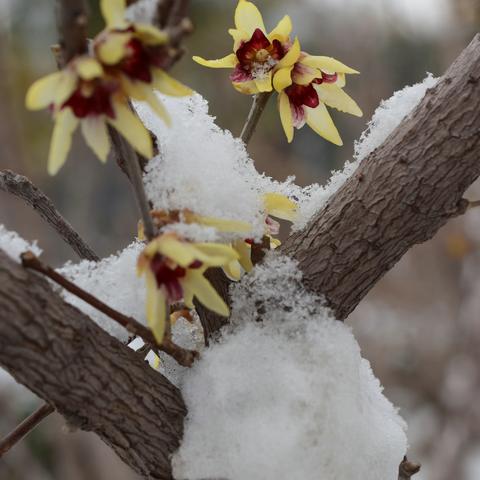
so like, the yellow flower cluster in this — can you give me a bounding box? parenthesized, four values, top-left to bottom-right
(137, 193, 297, 343)
(193, 0, 362, 145)
(26, 0, 191, 175)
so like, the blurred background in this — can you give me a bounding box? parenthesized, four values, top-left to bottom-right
(1, 0, 480, 478)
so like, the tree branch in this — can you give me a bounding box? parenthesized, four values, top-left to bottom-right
(0, 403, 54, 458)
(0, 170, 99, 261)
(282, 34, 480, 320)
(0, 250, 185, 479)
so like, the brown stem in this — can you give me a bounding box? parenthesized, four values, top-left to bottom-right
(398, 457, 421, 480)
(0, 403, 55, 458)
(110, 130, 156, 241)
(467, 199, 480, 209)
(0, 170, 99, 262)
(240, 92, 272, 145)
(21, 251, 197, 367)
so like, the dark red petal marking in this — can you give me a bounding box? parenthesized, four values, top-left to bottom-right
(150, 254, 187, 302)
(230, 64, 253, 82)
(291, 104, 306, 129)
(285, 83, 319, 109)
(314, 71, 338, 85)
(270, 39, 285, 61)
(62, 80, 118, 118)
(121, 38, 152, 83)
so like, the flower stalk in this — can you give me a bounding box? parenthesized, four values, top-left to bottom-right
(240, 91, 272, 145)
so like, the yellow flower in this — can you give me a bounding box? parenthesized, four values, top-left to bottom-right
(26, 56, 153, 175)
(95, 0, 192, 125)
(274, 53, 362, 144)
(137, 233, 239, 342)
(226, 193, 297, 280)
(193, 0, 301, 95)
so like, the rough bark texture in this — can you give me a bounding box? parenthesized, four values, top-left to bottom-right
(0, 170, 99, 261)
(282, 34, 480, 320)
(0, 251, 185, 479)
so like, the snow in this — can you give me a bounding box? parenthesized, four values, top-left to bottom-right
(173, 253, 408, 480)
(293, 74, 439, 229)
(0, 224, 42, 262)
(137, 74, 437, 237)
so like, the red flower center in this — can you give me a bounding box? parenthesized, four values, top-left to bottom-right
(62, 80, 118, 118)
(150, 254, 186, 302)
(285, 83, 319, 109)
(231, 29, 286, 82)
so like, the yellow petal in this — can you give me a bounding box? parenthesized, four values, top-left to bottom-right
(97, 32, 131, 65)
(100, 0, 128, 28)
(121, 76, 171, 126)
(193, 54, 238, 69)
(233, 239, 253, 273)
(273, 66, 293, 92)
(254, 70, 273, 93)
(229, 28, 250, 50)
(263, 193, 297, 221)
(151, 69, 193, 97)
(48, 108, 79, 175)
(305, 103, 343, 146)
(108, 100, 153, 158)
(223, 260, 242, 281)
(75, 57, 103, 81)
(276, 37, 301, 69)
(336, 73, 346, 88)
(156, 235, 198, 267)
(315, 84, 363, 117)
(80, 117, 111, 162)
(26, 71, 76, 110)
(278, 91, 294, 143)
(185, 213, 251, 233)
(134, 23, 168, 45)
(234, 0, 266, 36)
(270, 236, 281, 249)
(183, 271, 229, 317)
(145, 272, 167, 343)
(268, 15, 292, 43)
(233, 80, 259, 95)
(192, 243, 240, 266)
(301, 55, 359, 74)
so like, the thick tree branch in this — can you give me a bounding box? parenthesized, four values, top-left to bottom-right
(0, 250, 185, 480)
(0, 170, 99, 261)
(281, 34, 480, 319)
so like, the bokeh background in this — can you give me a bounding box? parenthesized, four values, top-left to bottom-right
(1, 0, 480, 478)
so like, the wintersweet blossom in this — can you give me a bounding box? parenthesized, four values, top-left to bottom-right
(26, 56, 152, 175)
(274, 54, 362, 144)
(193, 0, 301, 95)
(225, 193, 297, 280)
(137, 234, 239, 342)
(95, 0, 192, 124)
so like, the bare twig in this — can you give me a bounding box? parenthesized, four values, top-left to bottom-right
(0, 403, 54, 458)
(240, 92, 273, 145)
(55, 0, 89, 66)
(110, 130, 156, 241)
(398, 457, 421, 480)
(467, 199, 480, 209)
(0, 170, 99, 261)
(21, 251, 198, 367)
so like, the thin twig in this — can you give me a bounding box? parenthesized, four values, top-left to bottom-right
(398, 457, 421, 480)
(0, 170, 99, 261)
(21, 251, 198, 367)
(110, 130, 156, 241)
(467, 199, 480, 209)
(0, 403, 54, 458)
(240, 92, 272, 145)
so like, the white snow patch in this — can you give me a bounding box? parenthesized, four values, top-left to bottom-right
(0, 224, 42, 262)
(59, 241, 145, 342)
(294, 74, 439, 229)
(173, 253, 408, 480)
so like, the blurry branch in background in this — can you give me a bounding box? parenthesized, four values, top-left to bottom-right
(240, 92, 273, 145)
(0, 170, 99, 261)
(0, 403, 54, 459)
